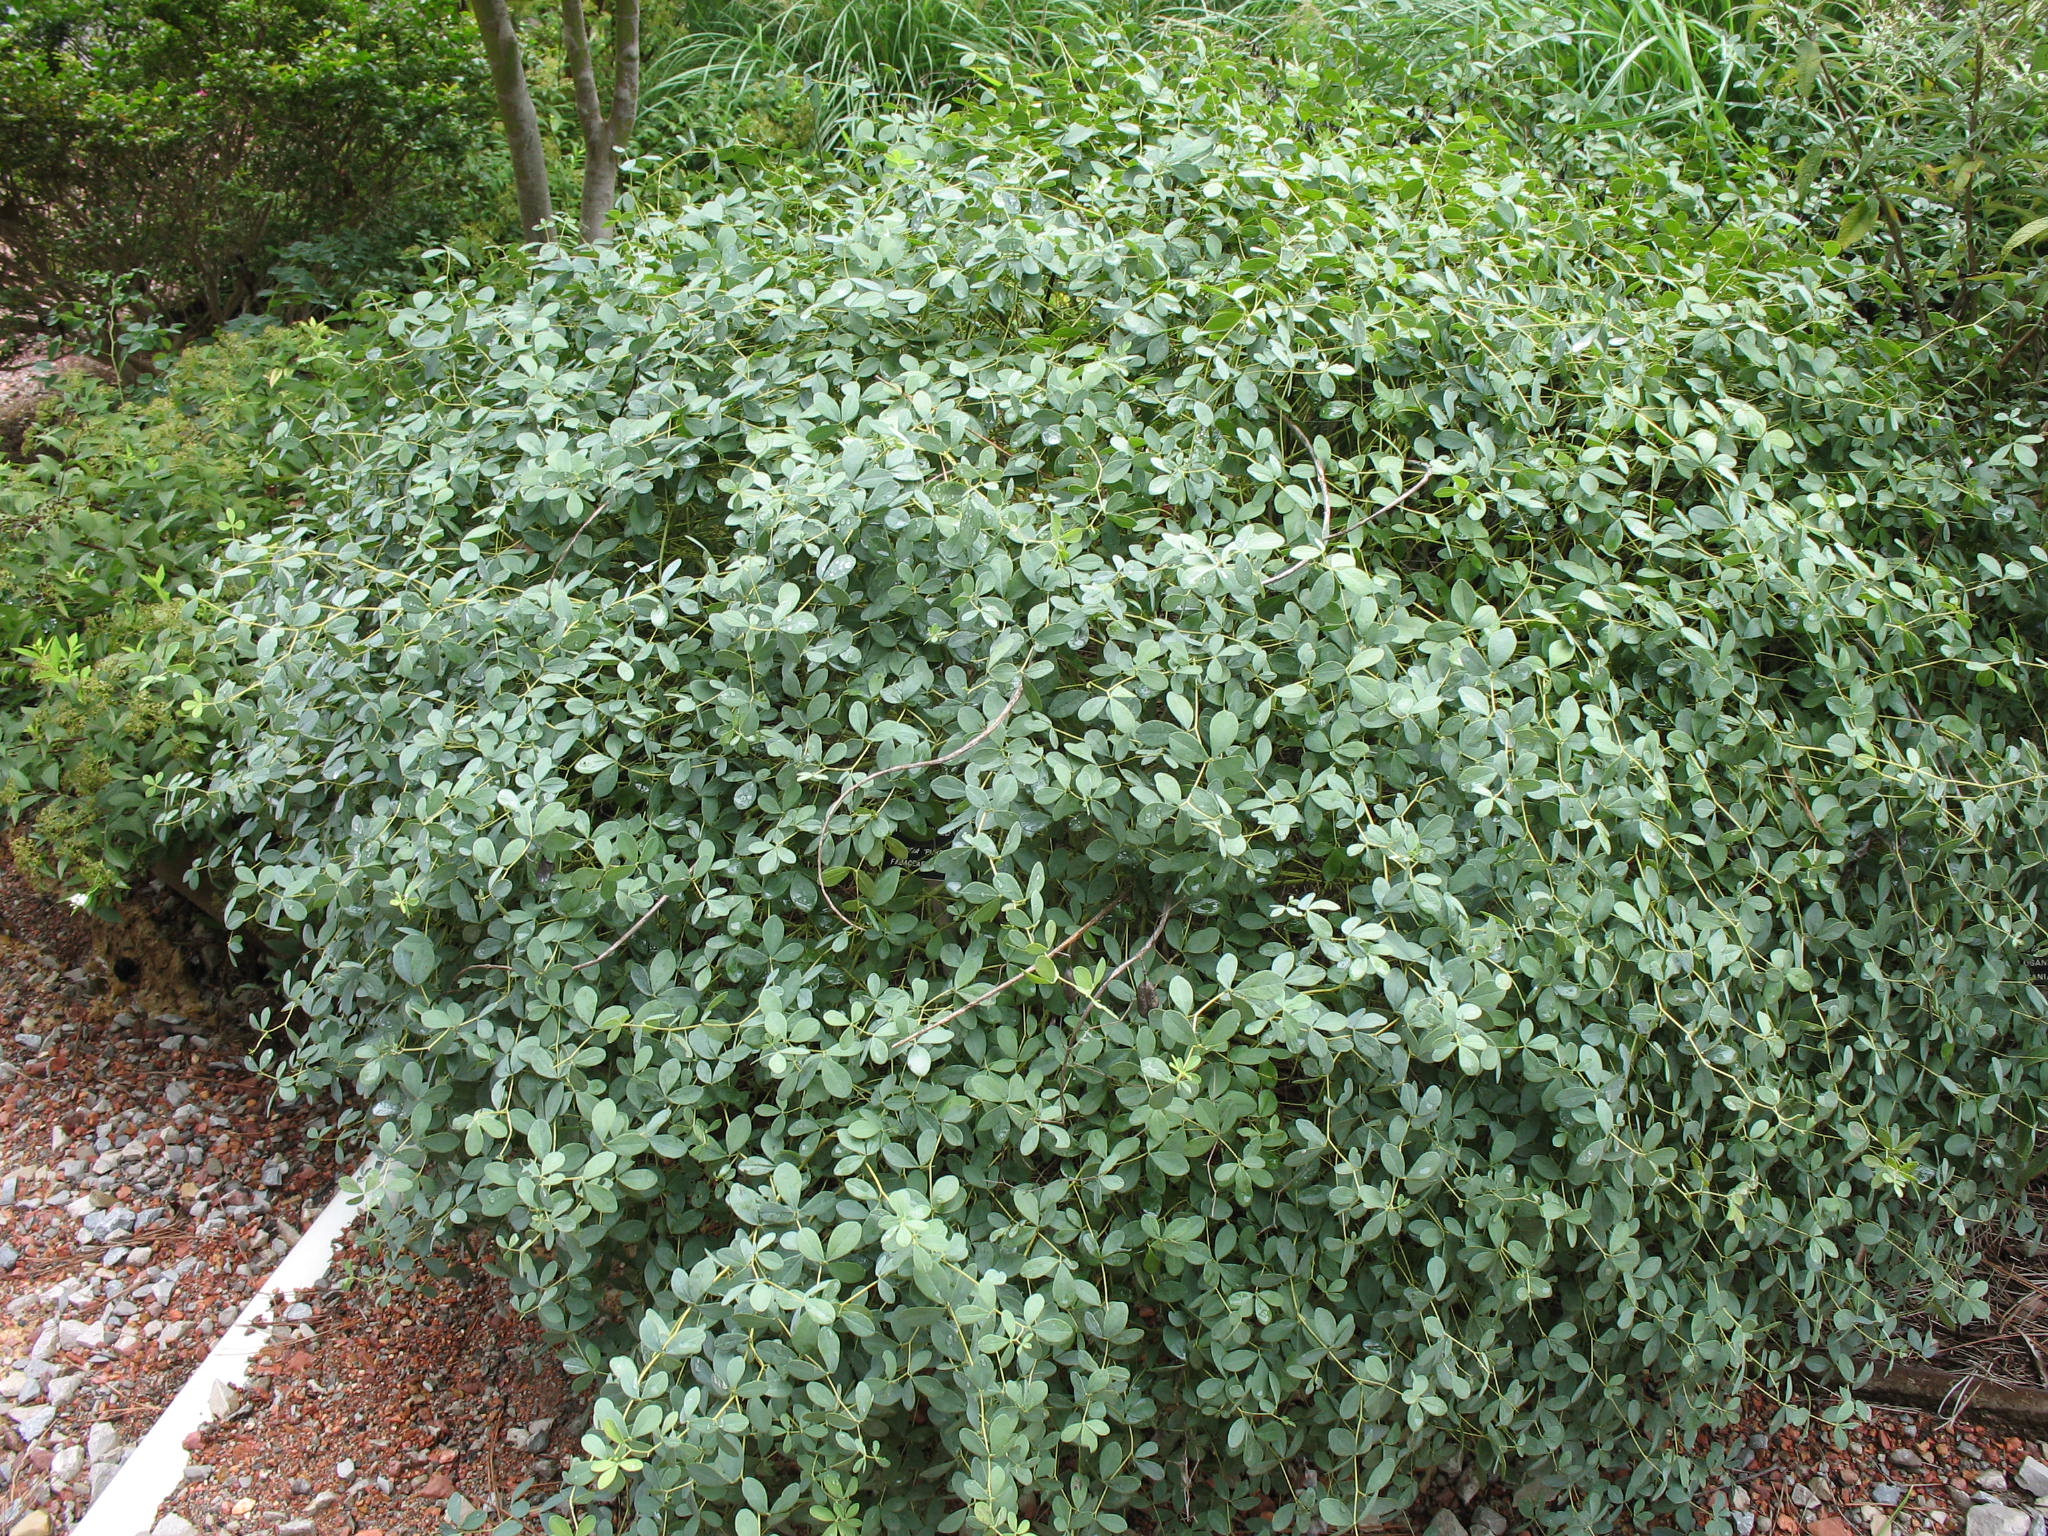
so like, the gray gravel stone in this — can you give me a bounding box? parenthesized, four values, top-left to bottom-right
(87, 1450, 125, 1498)
(53, 1320, 102, 1352)
(84, 1421, 120, 1464)
(151, 1518, 199, 1536)
(2020, 1457, 2048, 1499)
(1421, 1514, 1468, 1536)
(1970, 1507, 2033, 1536)
(48, 1444, 80, 1487)
(1874, 1483, 1905, 1506)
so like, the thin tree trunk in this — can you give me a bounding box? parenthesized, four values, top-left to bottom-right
(560, 0, 639, 244)
(468, 0, 554, 241)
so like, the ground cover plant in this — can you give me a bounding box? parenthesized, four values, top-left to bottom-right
(181, 31, 2048, 1534)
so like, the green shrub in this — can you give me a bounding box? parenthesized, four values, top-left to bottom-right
(194, 43, 2048, 1534)
(1753, 0, 2048, 394)
(0, 0, 493, 327)
(0, 323, 375, 898)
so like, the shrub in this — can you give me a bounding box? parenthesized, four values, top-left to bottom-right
(194, 43, 2048, 1534)
(0, 323, 375, 898)
(0, 0, 493, 327)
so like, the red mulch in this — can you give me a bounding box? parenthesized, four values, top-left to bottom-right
(160, 1234, 582, 1535)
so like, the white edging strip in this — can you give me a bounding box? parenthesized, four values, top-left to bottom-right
(75, 1164, 374, 1536)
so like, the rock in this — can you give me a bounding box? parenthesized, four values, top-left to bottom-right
(2019, 1458, 2048, 1499)
(84, 1421, 120, 1464)
(53, 1320, 103, 1352)
(1731, 1514, 1755, 1536)
(421, 1470, 457, 1500)
(1805, 1518, 1855, 1536)
(335, 1458, 355, 1480)
(5, 1407, 53, 1442)
(1969, 1507, 2033, 1536)
(40, 1377, 77, 1411)
(1874, 1483, 1905, 1506)
(1982, 1472, 2014, 1494)
(507, 1416, 556, 1452)
(152, 1518, 199, 1536)
(206, 1381, 240, 1418)
(1421, 1514, 1467, 1536)
(278, 1522, 315, 1536)
(164, 1082, 191, 1109)
(7, 1513, 51, 1536)
(46, 1445, 79, 1487)
(1469, 1510, 1506, 1536)
(88, 1450, 124, 1498)
(307, 1491, 341, 1515)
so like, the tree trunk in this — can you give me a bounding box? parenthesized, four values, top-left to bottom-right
(560, 0, 640, 244)
(468, 0, 554, 241)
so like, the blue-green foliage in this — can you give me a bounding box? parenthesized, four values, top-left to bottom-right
(191, 43, 2048, 1534)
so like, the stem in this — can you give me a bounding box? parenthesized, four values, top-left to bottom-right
(898, 900, 1120, 1050)
(815, 663, 1033, 930)
(560, 0, 640, 243)
(569, 892, 670, 973)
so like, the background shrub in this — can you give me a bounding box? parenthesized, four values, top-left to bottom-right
(190, 41, 2048, 1534)
(0, 0, 494, 329)
(0, 323, 377, 898)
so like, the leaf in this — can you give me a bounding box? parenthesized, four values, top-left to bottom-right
(1835, 198, 1881, 249)
(1792, 36, 1823, 96)
(2000, 215, 2048, 258)
(392, 931, 438, 987)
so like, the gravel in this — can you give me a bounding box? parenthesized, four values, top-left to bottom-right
(0, 847, 333, 1532)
